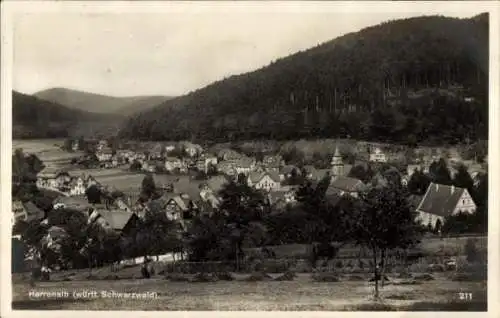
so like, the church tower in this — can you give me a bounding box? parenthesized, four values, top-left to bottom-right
(330, 146, 344, 178)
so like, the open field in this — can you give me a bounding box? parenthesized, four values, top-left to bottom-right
(13, 139, 65, 153)
(12, 273, 486, 310)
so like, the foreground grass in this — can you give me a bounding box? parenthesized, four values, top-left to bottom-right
(12, 274, 486, 311)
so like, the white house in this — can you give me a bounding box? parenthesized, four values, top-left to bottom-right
(369, 147, 387, 163)
(69, 177, 86, 196)
(247, 171, 281, 192)
(415, 182, 476, 228)
(165, 157, 186, 172)
(96, 148, 113, 162)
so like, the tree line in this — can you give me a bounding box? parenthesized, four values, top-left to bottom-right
(119, 14, 488, 146)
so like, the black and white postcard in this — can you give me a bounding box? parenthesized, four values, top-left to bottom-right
(1, 1, 498, 316)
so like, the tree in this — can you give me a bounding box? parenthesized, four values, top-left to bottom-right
(452, 164, 474, 193)
(407, 169, 431, 195)
(429, 158, 452, 185)
(130, 160, 142, 171)
(138, 204, 184, 260)
(442, 211, 475, 235)
(85, 185, 102, 204)
(63, 139, 74, 152)
(217, 181, 267, 264)
(141, 174, 157, 200)
(352, 183, 422, 299)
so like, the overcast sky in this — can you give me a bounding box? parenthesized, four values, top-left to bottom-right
(11, 3, 486, 97)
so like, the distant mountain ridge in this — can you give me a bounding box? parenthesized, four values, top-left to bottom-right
(34, 87, 174, 116)
(118, 13, 489, 146)
(13, 90, 124, 139)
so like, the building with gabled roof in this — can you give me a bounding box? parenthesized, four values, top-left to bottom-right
(247, 171, 281, 192)
(327, 176, 365, 198)
(88, 208, 139, 235)
(12, 201, 45, 223)
(415, 182, 476, 228)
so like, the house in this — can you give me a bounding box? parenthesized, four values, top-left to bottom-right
(96, 148, 113, 162)
(141, 160, 157, 173)
(182, 142, 203, 157)
(151, 193, 198, 223)
(196, 155, 218, 173)
(279, 165, 300, 181)
(114, 197, 133, 213)
(149, 143, 165, 159)
(97, 140, 108, 151)
(69, 176, 86, 196)
(233, 157, 256, 175)
(217, 148, 242, 161)
(55, 171, 72, 190)
(302, 165, 317, 180)
(165, 157, 186, 173)
(327, 176, 365, 198)
(36, 167, 59, 189)
(88, 208, 140, 235)
(164, 143, 177, 154)
(369, 147, 388, 163)
(268, 185, 298, 208)
(12, 201, 45, 223)
(262, 154, 284, 167)
(415, 183, 476, 228)
(71, 140, 80, 152)
(216, 161, 237, 176)
(198, 175, 229, 208)
(247, 171, 281, 192)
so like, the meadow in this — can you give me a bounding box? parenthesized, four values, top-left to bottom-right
(12, 274, 486, 311)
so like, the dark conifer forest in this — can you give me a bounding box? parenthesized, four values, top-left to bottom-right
(119, 14, 489, 146)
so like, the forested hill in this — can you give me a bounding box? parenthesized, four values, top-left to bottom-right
(119, 14, 489, 145)
(35, 88, 174, 116)
(13, 91, 124, 139)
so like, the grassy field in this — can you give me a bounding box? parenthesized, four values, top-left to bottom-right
(12, 273, 486, 311)
(13, 139, 65, 153)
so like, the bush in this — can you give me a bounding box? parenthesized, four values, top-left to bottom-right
(335, 260, 344, 269)
(274, 271, 296, 281)
(164, 273, 190, 282)
(413, 273, 435, 281)
(244, 271, 273, 282)
(464, 238, 479, 263)
(344, 274, 365, 281)
(215, 271, 234, 281)
(311, 272, 340, 282)
(190, 272, 217, 283)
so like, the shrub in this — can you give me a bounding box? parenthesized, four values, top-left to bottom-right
(311, 272, 340, 282)
(273, 271, 296, 281)
(190, 272, 217, 283)
(335, 260, 344, 269)
(413, 273, 435, 281)
(464, 238, 479, 263)
(244, 272, 273, 282)
(215, 271, 234, 281)
(164, 273, 190, 282)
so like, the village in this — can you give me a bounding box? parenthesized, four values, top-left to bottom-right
(12, 136, 487, 255)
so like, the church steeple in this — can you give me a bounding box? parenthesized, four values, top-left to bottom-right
(331, 146, 344, 178)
